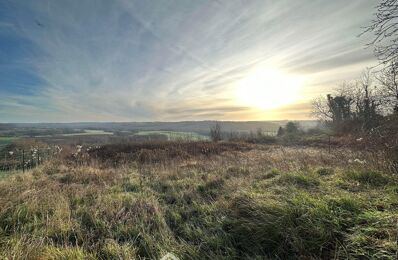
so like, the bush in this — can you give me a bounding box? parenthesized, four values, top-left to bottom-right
(248, 135, 277, 144)
(279, 133, 302, 145)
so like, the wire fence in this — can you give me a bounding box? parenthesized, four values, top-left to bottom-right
(0, 147, 60, 172)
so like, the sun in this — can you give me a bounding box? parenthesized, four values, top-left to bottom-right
(236, 66, 304, 110)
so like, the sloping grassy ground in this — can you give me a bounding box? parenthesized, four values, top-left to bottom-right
(0, 145, 396, 259)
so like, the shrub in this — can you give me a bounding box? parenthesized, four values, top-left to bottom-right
(247, 135, 277, 144)
(285, 122, 300, 134)
(279, 133, 302, 145)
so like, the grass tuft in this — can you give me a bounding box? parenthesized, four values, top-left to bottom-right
(343, 170, 389, 186)
(277, 171, 320, 188)
(315, 166, 334, 176)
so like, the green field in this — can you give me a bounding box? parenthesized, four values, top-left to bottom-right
(60, 129, 114, 136)
(0, 137, 18, 150)
(135, 130, 209, 141)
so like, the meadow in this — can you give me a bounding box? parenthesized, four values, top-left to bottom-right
(0, 141, 396, 259)
(0, 137, 18, 150)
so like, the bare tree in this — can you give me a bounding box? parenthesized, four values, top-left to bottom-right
(334, 81, 357, 97)
(357, 68, 382, 129)
(210, 121, 222, 142)
(362, 0, 398, 67)
(311, 97, 333, 121)
(311, 81, 354, 121)
(312, 69, 384, 131)
(312, 92, 354, 133)
(376, 59, 398, 112)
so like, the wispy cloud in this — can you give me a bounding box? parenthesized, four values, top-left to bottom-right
(0, 0, 376, 122)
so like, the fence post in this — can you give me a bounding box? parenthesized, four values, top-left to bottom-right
(22, 150, 25, 173)
(37, 150, 40, 166)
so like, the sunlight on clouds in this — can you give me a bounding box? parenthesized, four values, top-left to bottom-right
(0, 0, 377, 122)
(235, 66, 305, 110)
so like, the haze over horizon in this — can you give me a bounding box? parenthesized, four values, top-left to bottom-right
(0, 0, 376, 123)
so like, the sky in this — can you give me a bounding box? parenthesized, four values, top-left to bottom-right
(0, 0, 377, 122)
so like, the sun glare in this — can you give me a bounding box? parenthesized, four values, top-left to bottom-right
(236, 67, 304, 110)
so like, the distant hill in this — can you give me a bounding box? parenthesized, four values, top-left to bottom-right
(0, 120, 318, 136)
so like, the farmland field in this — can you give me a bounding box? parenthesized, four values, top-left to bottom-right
(58, 129, 114, 136)
(134, 130, 209, 141)
(0, 137, 18, 150)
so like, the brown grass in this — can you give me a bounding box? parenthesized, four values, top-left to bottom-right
(0, 143, 396, 259)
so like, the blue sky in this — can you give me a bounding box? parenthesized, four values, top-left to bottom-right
(0, 0, 376, 122)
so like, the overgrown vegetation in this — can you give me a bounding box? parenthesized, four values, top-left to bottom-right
(0, 143, 396, 259)
(306, 0, 398, 172)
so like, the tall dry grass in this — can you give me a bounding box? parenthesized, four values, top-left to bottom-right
(0, 143, 396, 259)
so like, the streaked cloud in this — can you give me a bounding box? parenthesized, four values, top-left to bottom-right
(0, 0, 376, 122)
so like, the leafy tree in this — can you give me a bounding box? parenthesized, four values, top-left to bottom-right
(327, 94, 353, 123)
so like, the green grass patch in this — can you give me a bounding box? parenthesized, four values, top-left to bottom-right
(0, 137, 18, 150)
(224, 194, 345, 258)
(60, 129, 114, 136)
(277, 171, 320, 188)
(342, 170, 390, 186)
(315, 166, 334, 176)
